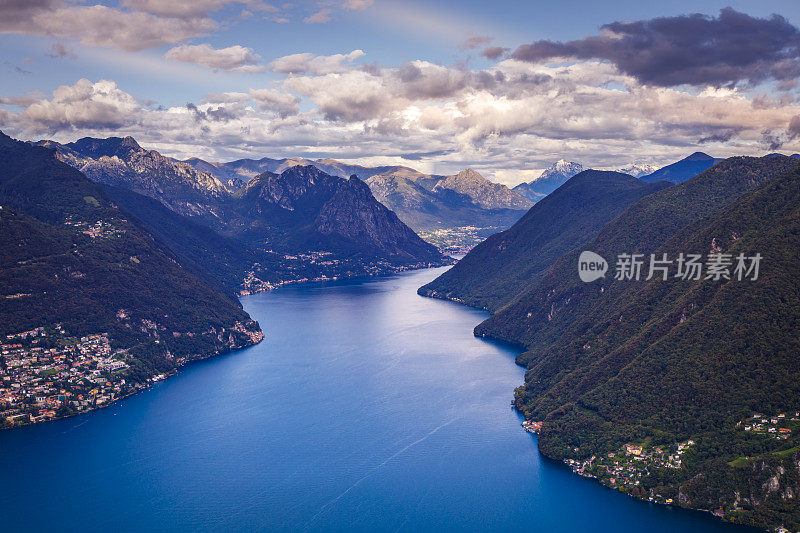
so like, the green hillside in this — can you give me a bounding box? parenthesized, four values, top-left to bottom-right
(418, 171, 669, 311)
(463, 155, 800, 530)
(101, 184, 290, 296)
(0, 132, 261, 378)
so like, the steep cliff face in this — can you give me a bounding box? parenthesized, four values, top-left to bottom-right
(40, 137, 230, 224)
(239, 165, 338, 215)
(675, 451, 800, 528)
(237, 166, 446, 264)
(314, 176, 442, 262)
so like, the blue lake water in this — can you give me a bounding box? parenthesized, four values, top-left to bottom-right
(0, 267, 756, 532)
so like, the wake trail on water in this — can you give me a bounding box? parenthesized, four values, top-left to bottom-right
(302, 416, 462, 530)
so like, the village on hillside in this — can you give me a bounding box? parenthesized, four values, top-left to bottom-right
(0, 325, 139, 428)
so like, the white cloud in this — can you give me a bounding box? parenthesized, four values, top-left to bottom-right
(269, 50, 365, 75)
(165, 44, 264, 72)
(304, 9, 332, 24)
(3, 57, 800, 182)
(248, 88, 300, 117)
(342, 0, 373, 9)
(0, 4, 216, 51)
(121, 0, 277, 18)
(19, 79, 142, 133)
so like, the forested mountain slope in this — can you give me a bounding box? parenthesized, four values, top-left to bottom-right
(0, 132, 262, 376)
(419, 171, 669, 311)
(462, 155, 800, 530)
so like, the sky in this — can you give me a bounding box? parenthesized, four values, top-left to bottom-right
(1, 0, 800, 185)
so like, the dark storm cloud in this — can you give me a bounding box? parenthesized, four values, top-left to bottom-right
(511, 8, 800, 87)
(0, 0, 59, 25)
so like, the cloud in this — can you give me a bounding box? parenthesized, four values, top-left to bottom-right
(202, 92, 254, 104)
(269, 50, 365, 75)
(788, 116, 800, 140)
(165, 44, 264, 72)
(5, 62, 32, 75)
(186, 102, 238, 122)
(0, 93, 47, 108)
(18, 79, 142, 133)
(481, 46, 509, 60)
(0, 3, 217, 51)
(511, 8, 800, 88)
(46, 43, 76, 59)
(248, 88, 300, 117)
(121, 0, 277, 18)
(459, 35, 493, 50)
(304, 9, 332, 24)
(342, 0, 373, 9)
(4, 53, 800, 182)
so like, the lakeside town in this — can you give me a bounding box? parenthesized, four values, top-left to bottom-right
(523, 413, 800, 529)
(1, 325, 137, 428)
(0, 322, 263, 429)
(240, 250, 453, 296)
(523, 419, 695, 501)
(418, 226, 502, 255)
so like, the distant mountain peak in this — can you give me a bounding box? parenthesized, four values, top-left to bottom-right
(454, 168, 484, 182)
(640, 152, 722, 184)
(433, 169, 532, 210)
(513, 160, 584, 200)
(68, 135, 143, 157)
(538, 160, 583, 181)
(616, 163, 659, 178)
(119, 136, 141, 149)
(684, 151, 714, 161)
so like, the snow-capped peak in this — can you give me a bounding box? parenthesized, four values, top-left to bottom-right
(616, 163, 659, 178)
(538, 160, 583, 181)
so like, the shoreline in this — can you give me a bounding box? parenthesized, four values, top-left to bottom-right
(1, 329, 264, 432)
(239, 259, 454, 298)
(3, 262, 445, 433)
(526, 430, 759, 532)
(417, 288, 763, 532)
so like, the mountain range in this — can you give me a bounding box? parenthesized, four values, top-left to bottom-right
(0, 131, 262, 381)
(184, 154, 533, 250)
(36, 136, 449, 294)
(0, 130, 458, 432)
(512, 160, 584, 201)
(420, 153, 800, 531)
(5, 126, 800, 528)
(639, 152, 723, 184)
(513, 160, 658, 203)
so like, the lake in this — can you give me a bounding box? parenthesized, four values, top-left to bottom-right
(0, 267, 755, 532)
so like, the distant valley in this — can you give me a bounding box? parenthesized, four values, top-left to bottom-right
(184, 154, 534, 253)
(0, 131, 450, 430)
